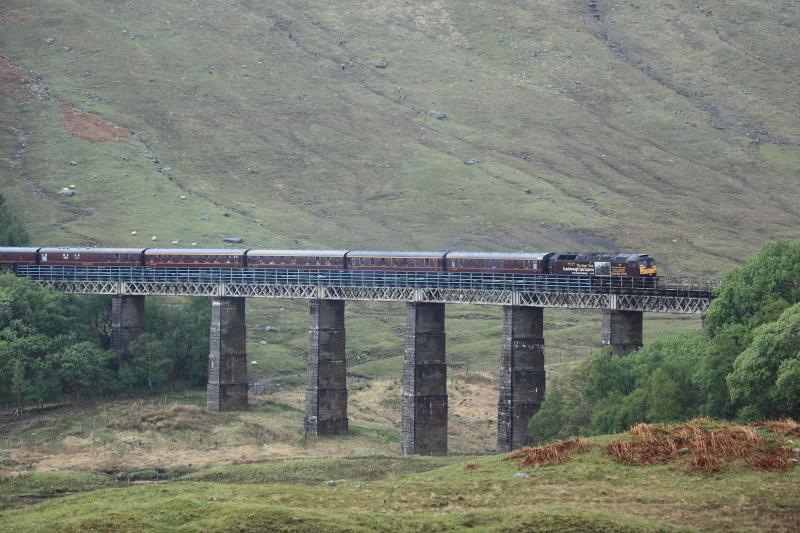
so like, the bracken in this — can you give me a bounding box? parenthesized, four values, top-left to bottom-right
(606, 419, 798, 473)
(505, 437, 589, 467)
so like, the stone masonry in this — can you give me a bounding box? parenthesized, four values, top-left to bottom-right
(602, 310, 643, 356)
(497, 306, 545, 452)
(305, 299, 348, 435)
(110, 295, 145, 358)
(207, 297, 248, 411)
(401, 302, 447, 455)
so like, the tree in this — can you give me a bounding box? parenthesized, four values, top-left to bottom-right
(704, 240, 800, 336)
(11, 358, 28, 412)
(727, 303, 800, 420)
(50, 341, 115, 398)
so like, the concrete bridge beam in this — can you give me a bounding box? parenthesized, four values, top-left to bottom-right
(497, 306, 545, 452)
(401, 302, 447, 456)
(602, 310, 643, 356)
(110, 295, 145, 358)
(305, 299, 348, 435)
(207, 297, 248, 411)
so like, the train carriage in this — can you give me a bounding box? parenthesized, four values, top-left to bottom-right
(38, 247, 144, 267)
(143, 249, 246, 268)
(246, 250, 347, 269)
(346, 251, 446, 271)
(445, 252, 549, 274)
(0, 247, 40, 270)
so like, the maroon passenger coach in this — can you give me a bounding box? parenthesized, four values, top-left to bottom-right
(246, 250, 347, 269)
(38, 247, 143, 267)
(143, 249, 246, 268)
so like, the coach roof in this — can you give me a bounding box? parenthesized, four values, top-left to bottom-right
(39, 247, 145, 255)
(143, 248, 246, 255)
(0, 247, 41, 253)
(247, 250, 347, 257)
(347, 251, 446, 258)
(445, 251, 548, 260)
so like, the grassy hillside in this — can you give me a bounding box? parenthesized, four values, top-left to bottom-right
(1, 0, 798, 276)
(1, 431, 798, 531)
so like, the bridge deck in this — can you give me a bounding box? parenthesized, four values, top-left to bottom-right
(14, 266, 713, 313)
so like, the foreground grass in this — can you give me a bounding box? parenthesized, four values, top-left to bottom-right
(0, 435, 798, 531)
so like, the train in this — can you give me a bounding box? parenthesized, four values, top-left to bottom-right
(0, 247, 657, 279)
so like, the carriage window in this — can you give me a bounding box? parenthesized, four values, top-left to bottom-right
(594, 262, 611, 275)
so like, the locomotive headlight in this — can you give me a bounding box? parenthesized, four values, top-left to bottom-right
(639, 265, 657, 275)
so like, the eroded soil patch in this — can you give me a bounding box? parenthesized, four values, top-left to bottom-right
(61, 103, 127, 142)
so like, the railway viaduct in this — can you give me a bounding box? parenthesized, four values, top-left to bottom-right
(15, 266, 713, 454)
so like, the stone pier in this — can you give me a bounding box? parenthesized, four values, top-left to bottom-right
(110, 295, 145, 358)
(207, 297, 248, 411)
(305, 299, 348, 435)
(602, 310, 643, 356)
(497, 306, 545, 452)
(401, 302, 447, 455)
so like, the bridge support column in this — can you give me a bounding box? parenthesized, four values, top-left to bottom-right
(207, 297, 248, 411)
(110, 295, 144, 358)
(401, 302, 447, 456)
(497, 306, 545, 452)
(602, 310, 643, 356)
(305, 300, 348, 435)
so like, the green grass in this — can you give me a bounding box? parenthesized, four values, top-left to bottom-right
(0, 470, 115, 510)
(1, 436, 797, 531)
(182, 455, 463, 485)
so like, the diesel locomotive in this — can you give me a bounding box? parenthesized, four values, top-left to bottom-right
(0, 247, 657, 281)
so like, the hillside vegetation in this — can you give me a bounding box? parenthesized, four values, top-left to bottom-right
(0, 426, 798, 532)
(0, 0, 798, 276)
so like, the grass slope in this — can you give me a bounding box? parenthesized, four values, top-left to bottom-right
(1, 435, 798, 531)
(0, 0, 798, 275)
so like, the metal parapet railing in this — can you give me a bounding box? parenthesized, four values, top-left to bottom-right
(15, 266, 715, 314)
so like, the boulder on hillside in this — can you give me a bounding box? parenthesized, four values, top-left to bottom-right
(58, 187, 75, 197)
(223, 237, 244, 243)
